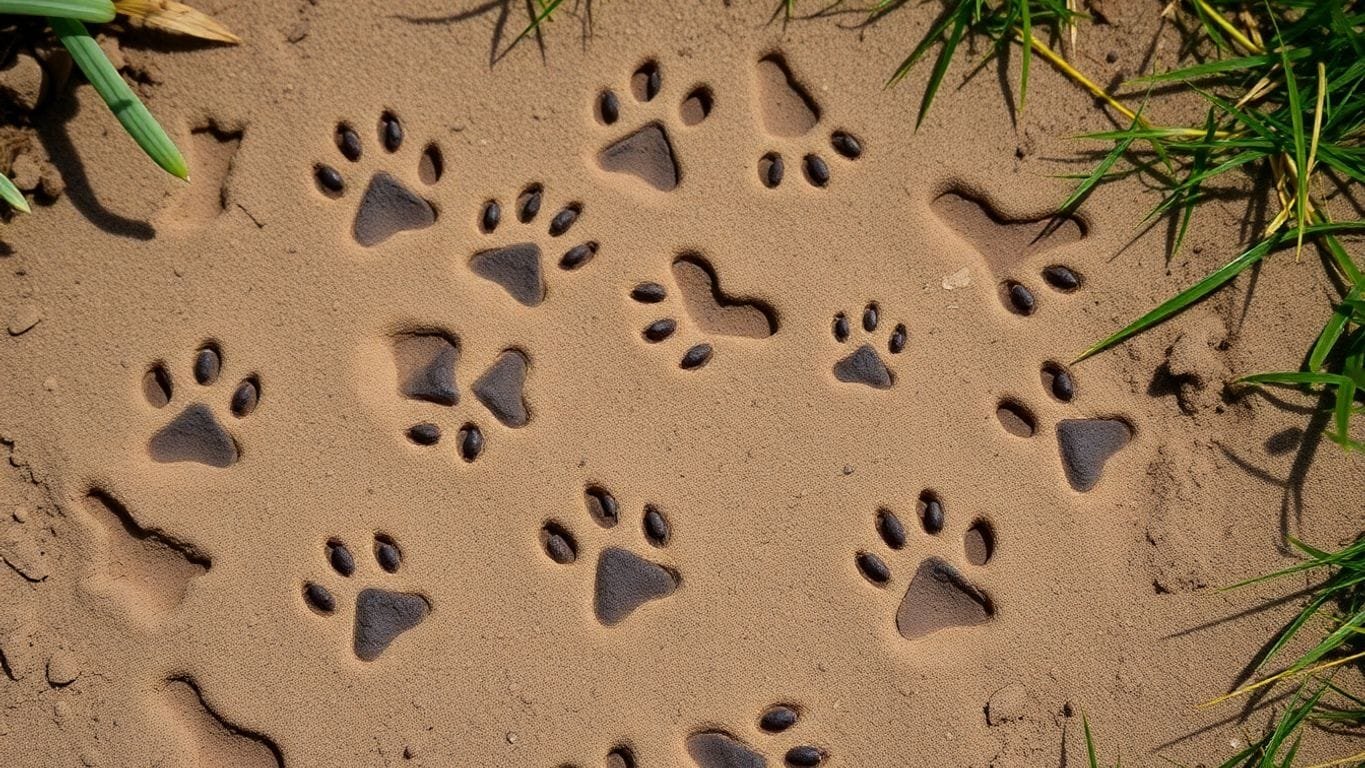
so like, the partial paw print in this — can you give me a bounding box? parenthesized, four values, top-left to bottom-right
(830, 303, 906, 390)
(687, 703, 827, 767)
(468, 184, 598, 307)
(630, 252, 777, 371)
(753, 52, 863, 190)
(391, 330, 530, 464)
(594, 59, 713, 192)
(854, 496, 998, 641)
(301, 533, 431, 662)
(313, 112, 444, 247)
(539, 484, 679, 627)
(995, 362, 1133, 492)
(930, 189, 1086, 316)
(141, 343, 261, 468)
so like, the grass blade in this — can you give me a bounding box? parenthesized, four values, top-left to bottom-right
(915, 6, 970, 129)
(0, 0, 113, 22)
(113, 0, 241, 44)
(50, 16, 188, 180)
(0, 172, 30, 214)
(1018, 0, 1031, 111)
(509, 0, 563, 49)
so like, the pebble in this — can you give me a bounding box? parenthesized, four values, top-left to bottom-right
(599, 91, 620, 124)
(680, 343, 712, 369)
(8, 305, 40, 336)
(1042, 264, 1081, 291)
(832, 313, 849, 341)
(548, 206, 579, 236)
(877, 508, 906, 549)
(763, 154, 784, 188)
(642, 505, 670, 545)
(459, 424, 483, 462)
(804, 154, 830, 187)
(560, 242, 597, 270)
(759, 704, 799, 732)
(631, 283, 667, 303)
(374, 537, 401, 572)
(856, 552, 890, 584)
(381, 113, 403, 152)
(920, 495, 944, 534)
(643, 319, 676, 342)
(831, 131, 863, 159)
(304, 583, 335, 613)
(406, 423, 441, 446)
(337, 125, 362, 161)
(481, 201, 501, 232)
(327, 540, 355, 576)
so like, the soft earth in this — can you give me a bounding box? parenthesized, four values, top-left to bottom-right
(0, 1, 1362, 766)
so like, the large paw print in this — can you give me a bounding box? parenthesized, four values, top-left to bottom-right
(468, 184, 598, 307)
(392, 330, 530, 464)
(142, 344, 260, 468)
(539, 484, 679, 627)
(630, 252, 778, 371)
(313, 112, 444, 247)
(595, 59, 713, 192)
(995, 361, 1133, 492)
(302, 533, 431, 662)
(753, 52, 864, 190)
(854, 497, 997, 641)
(830, 303, 906, 390)
(687, 703, 827, 767)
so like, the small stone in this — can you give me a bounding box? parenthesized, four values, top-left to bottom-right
(986, 682, 1030, 725)
(759, 704, 799, 732)
(12, 506, 27, 523)
(46, 650, 79, 687)
(942, 267, 972, 290)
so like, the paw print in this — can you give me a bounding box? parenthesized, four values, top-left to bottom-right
(302, 533, 431, 662)
(630, 252, 778, 371)
(539, 484, 679, 627)
(854, 497, 997, 641)
(390, 330, 531, 464)
(594, 59, 713, 192)
(999, 263, 1084, 317)
(142, 343, 260, 468)
(686, 703, 827, 767)
(995, 362, 1133, 492)
(468, 184, 598, 307)
(830, 303, 906, 390)
(313, 112, 444, 247)
(753, 52, 864, 190)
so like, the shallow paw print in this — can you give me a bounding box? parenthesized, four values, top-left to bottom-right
(539, 484, 680, 627)
(468, 184, 597, 307)
(854, 497, 998, 641)
(141, 344, 261, 468)
(830, 303, 906, 390)
(630, 252, 778, 371)
(753, 52, 863, 190)
(594, 59, 713, 192)
(313, 112, 444, 247)
(302, 533, 431, 662)
(391, 330, 531, 464)
(686, 704, 828, 767)
(995, 362, 1133, 492)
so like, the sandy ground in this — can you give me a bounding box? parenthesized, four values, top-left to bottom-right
(0, 1, 1362, 766)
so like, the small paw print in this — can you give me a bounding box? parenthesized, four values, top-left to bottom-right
(831, 303, 906, 390)
(142, 344, 260, 468)
(595, 59, 713, 192)
(854, 497, 997, 641)
(686, 703, 827, 767)
(469, 184, 598, 307)
(302, 533, 431, 662)
(539, 484, 679, 627)
(753, 52, 864, 190)
(313, 112, 444, 247)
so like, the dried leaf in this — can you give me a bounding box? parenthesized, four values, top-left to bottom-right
(113, 0, 241, 44)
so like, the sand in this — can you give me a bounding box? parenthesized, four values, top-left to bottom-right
(0, 1, 1362, 765)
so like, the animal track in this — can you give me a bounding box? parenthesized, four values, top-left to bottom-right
(142, 343, 260, 467)
(995, 364, 1133, 492)
(81, 490, 210, 622)
(830, 303, 906, 390)
(753, 53, 863, 190)
(595, 59, 713, 192)
(313, 112, 444, 247)
(301, 533, 431, 662)
(391, 330, 530, 463)
(687, 703, 827, 767)
(854, 498, 997, 641)
(930, 190, 1086, 315)
(630, 252, 777, 371)
(540, 484, 680, 627)
(469, 184, 597, 306)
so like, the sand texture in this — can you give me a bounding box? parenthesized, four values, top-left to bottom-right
(0, 1, 1363, 766)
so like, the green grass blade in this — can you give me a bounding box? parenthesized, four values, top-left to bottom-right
(915, 7, 970, 129)
(1018, 0, 1031, 111)
(0, 0, 112, 22)
(0, 172, 30, 214)
(1061, 114, 1143, 214)
(1083, 716, 1099, 768)
(509, 0, 563, 47)
(1309, 286, 1359, 371)
(1280, 40, 1308, 252)
(50, 17, 187, 180)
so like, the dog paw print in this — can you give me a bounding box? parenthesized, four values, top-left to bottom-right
(469, 184, 597, 306)
(594, 59, 713, 192)
(687, 704, 827, 767)
(539, 484, 680, 627)
(995, 362, 1133, 492)
(391, 330, 530, 464)
(753, 52, 863, 190)
(302, 533, 431, 662)
(854, 497, 997, 641)
(630, 252, 777, 371)
(830, 303, 906, 390)
(141, 344, 260, 468)
(313, 112, 444, 247)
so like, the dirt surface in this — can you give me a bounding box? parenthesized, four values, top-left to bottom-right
(0, 1, 1362, 766)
